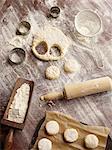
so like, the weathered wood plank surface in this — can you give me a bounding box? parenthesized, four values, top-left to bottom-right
(0, 0, 112, 149)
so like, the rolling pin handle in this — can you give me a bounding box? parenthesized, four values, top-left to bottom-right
(4, 128, 14, 150)
(40, 91, 64, 101)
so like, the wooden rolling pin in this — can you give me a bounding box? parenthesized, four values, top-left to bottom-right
(41, 76, 112, 101)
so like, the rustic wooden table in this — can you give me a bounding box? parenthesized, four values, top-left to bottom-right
(0, 0, 112, 149)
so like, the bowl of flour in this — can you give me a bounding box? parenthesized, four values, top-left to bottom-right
(74, 10, 102, 37)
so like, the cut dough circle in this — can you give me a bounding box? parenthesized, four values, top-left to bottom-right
(45, 120, 59, 135)
(85, 134, 99, 149)
(45, 65, 60, 80)
(64, 59, 80, 73)
(64, 128, 79, 143)
(38, 138, 52, 150)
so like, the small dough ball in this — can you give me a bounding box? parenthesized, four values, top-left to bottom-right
(85, 134, 99, 149)
(38, 138, 52, 150)
(64, 59, 80, 73)
(45, 65, 60, 80)
(46, 120, 59, 135)
(64, 128, 79, 143)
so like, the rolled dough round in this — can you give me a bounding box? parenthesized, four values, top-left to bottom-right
(45, 120, 59, 135)
(32, 26, 71, 61)
(85, 134, 99, 149)
(64, 59, 80, 73)
(38, 138, 52, 150)
(64, 128, 79, 143)
(45, 65, 60, 80)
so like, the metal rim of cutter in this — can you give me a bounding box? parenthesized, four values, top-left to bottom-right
(16, 21, 31, 36)
(8, 48, 26, 64)
(50, 6, 60, 18)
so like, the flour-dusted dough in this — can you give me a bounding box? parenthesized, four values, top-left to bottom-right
(32, 26, 71, 61)
(38, 138, 52, 150)
(64, 59, 80, 73)
(45, 65, 60, 80)
(45, 120, 59, 135)
(85, 134, 99, 149)
(64, 128, 79, 143)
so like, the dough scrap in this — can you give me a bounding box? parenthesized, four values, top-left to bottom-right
(8, 36, 24, 47)
(38, 138, 52, 150)
(45, 65, 60, 80)
(64, 128, 78, 143)
(32, 26, 71, 61)
(85, 134, 99, 149)
(45, 120, 59, 135)
(64, 59, 80, 73)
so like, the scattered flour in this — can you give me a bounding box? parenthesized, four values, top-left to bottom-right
(45, 0, 57, 8)
(8, 36, 24, 47)
(7, 83, 30, 123)
(78, 21, 97, 36)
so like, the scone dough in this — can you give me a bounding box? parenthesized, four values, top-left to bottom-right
(45, 65, 60, 80)
(64, 59, 80, 73)
(46, 120, 59, 135)
(38, 138, 52, 150)
(85, 134, 99, 149)
(32, 26, 71, 61)
(64, 128, 79, 143)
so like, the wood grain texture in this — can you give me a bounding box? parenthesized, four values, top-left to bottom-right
(0, 0, 112, 150)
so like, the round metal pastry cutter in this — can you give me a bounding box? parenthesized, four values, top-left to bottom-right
(8, 48, 26, 64)
(49, 6, 60, 18)
(16, 21, 31, 35)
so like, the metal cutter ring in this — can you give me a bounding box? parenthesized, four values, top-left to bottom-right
(16, 21, 31, 36)
(50, 6, 60, 18)
(8, 48, 26, 64)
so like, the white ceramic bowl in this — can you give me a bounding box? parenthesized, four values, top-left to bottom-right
(74, 10, 102, 37)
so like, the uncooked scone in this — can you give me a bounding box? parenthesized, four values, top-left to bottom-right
(38, 138, 52, 150)
(45, 65, 60, 80)
(45, 120, 59, 135)
(85, 134, 99, 149)
(64, 128, 79, 143)
(64, 59, 80, 73)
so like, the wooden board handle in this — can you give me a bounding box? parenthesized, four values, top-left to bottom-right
(4, 128, 14, 150)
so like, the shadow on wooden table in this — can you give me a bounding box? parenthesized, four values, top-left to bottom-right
(0, 124, 10, 150)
